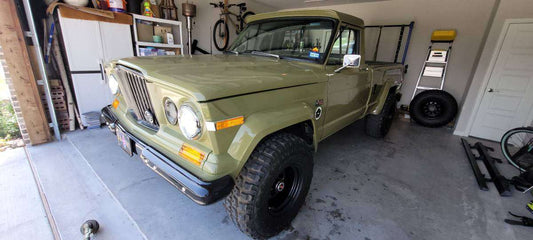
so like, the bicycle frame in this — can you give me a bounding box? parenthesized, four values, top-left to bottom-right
(218, 6, 246, 32)
(219, 11, 240, 30)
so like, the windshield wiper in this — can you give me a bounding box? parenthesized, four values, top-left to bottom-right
(250, 51, 280, 59)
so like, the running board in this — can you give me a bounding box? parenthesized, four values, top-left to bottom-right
(461, 138, 511, 197)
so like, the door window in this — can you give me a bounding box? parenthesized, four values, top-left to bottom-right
(328, 27, 360, 65)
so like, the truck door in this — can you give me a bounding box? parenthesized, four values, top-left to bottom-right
(323, 26, 370, 137)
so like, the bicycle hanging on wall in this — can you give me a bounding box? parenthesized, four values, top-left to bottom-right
(210, 1, 255, 51)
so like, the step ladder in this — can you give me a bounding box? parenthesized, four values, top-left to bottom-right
(411, 30, 457, 100)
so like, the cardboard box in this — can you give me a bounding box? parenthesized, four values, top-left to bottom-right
(154, 25, 173, 44)
(136, 22, 153, 42)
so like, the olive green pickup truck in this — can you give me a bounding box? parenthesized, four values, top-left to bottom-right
(101, 9, 404, 238)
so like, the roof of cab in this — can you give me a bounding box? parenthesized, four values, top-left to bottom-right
(246, 9, 364, 28)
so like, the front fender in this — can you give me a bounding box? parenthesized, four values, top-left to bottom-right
(227, 102, 315, 165)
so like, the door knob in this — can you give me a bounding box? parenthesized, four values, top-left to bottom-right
(488, 88, 494, 92)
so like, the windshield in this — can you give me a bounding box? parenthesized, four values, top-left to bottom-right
(229, 19, 336, 63)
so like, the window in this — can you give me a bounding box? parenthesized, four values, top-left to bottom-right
(328, 27, 360, 65)
(230, 19, 335, 63)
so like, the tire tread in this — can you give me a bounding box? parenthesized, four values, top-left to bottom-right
(224, 133, 312, 239)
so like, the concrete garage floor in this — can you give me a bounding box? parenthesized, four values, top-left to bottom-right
(13, 119, 533, 240)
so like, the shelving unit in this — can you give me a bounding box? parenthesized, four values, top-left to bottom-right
(131, 14, 184, 56)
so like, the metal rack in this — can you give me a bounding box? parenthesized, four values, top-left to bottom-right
(365, 21, 415, 65)
(131, 14, 184, 56)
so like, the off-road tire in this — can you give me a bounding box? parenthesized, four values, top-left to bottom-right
(224, 133, 313, 239)
(365, 90, 397, 138)
(409, 90, 457, 128)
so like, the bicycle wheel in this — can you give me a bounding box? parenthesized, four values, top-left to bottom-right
(213, 19, 229, 51)
(501, 127, 533, 172)
(238, 11, 255, 34)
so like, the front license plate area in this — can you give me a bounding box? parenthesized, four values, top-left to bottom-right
(117, 127, 133, 156)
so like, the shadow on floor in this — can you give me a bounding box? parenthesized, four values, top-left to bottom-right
(26, 119, 533, 240)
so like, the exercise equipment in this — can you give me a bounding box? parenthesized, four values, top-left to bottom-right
(461, 138, 511, 196)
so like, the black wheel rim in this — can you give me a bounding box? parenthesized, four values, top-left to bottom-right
(267, 166, 303, 215)
(422, 100, 443, 119)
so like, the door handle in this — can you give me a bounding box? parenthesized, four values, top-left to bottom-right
(488, 88, 499, 93)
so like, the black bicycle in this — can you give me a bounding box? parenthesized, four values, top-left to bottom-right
(501, 127, 533, 172)
(210, 1, 255, 51)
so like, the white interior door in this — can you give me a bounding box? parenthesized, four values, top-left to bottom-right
(99, 22, 134, 63)
(470, 23, 533, 141)
(59, 15, 103, 71)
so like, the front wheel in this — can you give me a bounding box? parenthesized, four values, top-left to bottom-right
(213, 19, 229, 51)
(501, 127, 533, 172)
(224, 133, 313, 239)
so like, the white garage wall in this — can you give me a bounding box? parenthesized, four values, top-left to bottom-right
(164, 0, 278, 54)
(285, 0, 496, 107)
(454, 0, 533, 135)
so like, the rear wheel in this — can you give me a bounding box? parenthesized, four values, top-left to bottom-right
(409, 90, 457, 127)
(213, 19, 229, 51)
(238, 11, 255, 33)
(501, 127, 533, 172)
(365, 90, 397, 138)
(224, 133, 313, 239)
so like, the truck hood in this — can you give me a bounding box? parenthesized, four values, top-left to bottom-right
(117, 55, 326, 101)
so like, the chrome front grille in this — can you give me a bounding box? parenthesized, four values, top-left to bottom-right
(117, 66, 159, 127)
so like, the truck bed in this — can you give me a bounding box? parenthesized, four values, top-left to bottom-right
(366, 61, 404, 68)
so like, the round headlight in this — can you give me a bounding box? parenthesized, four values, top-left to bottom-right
(178, 104, 201, 139)
(164, 98, 178, 125)
(108, 74, 119, 95)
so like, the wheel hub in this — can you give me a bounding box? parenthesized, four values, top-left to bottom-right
(423, 101, 442, 118)
(275, 181, 285, 192)
(267, 166, 302, 215)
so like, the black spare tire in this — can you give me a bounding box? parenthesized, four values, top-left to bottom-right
(409, 90, 457, 128)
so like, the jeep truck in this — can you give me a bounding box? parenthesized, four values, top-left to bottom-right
(101, 9, 404, 238)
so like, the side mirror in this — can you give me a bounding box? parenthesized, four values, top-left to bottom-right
(335, 54, 361, 73)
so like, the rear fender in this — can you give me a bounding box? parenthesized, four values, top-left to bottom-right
(368, 81, 397, 115)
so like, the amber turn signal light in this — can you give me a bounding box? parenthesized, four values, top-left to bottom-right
(178, 144, 205, 166)
(215, 116, 244, 130)
(112, 98, 120, 109)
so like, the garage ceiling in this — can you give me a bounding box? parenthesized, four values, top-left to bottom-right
(253, 0, 387, 10)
